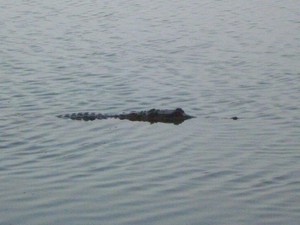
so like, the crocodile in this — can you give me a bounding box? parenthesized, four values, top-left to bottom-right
(57, 108, 194, 125)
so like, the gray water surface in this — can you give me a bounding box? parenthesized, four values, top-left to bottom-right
(1, 0, 300, 224)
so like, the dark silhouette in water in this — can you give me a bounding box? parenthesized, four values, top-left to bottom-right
(57, 108, 194, 125)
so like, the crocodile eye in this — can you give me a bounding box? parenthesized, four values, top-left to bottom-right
(173, 108, 183, 116)
(175, 108, 184, 113)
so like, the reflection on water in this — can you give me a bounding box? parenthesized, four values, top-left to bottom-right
(1, 0, 300, 224)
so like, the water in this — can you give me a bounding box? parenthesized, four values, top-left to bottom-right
(1, 0, 300, 224)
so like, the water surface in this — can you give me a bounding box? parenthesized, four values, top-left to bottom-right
(1, 0, 300, 224)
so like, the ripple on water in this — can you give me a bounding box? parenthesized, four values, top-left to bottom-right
(1, 0, 300, 224)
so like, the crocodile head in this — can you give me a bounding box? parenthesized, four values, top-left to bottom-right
(173, 108, 194, 119)
(146, 108, 194, 124)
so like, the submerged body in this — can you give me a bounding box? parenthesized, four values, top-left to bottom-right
(57, 108, 194, 125)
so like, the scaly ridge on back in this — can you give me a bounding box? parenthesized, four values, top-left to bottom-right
(57, 108, 194, 124)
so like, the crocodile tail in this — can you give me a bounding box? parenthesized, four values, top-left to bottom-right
(57, 112, 109, 121)
(57, 114, 70, 119)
